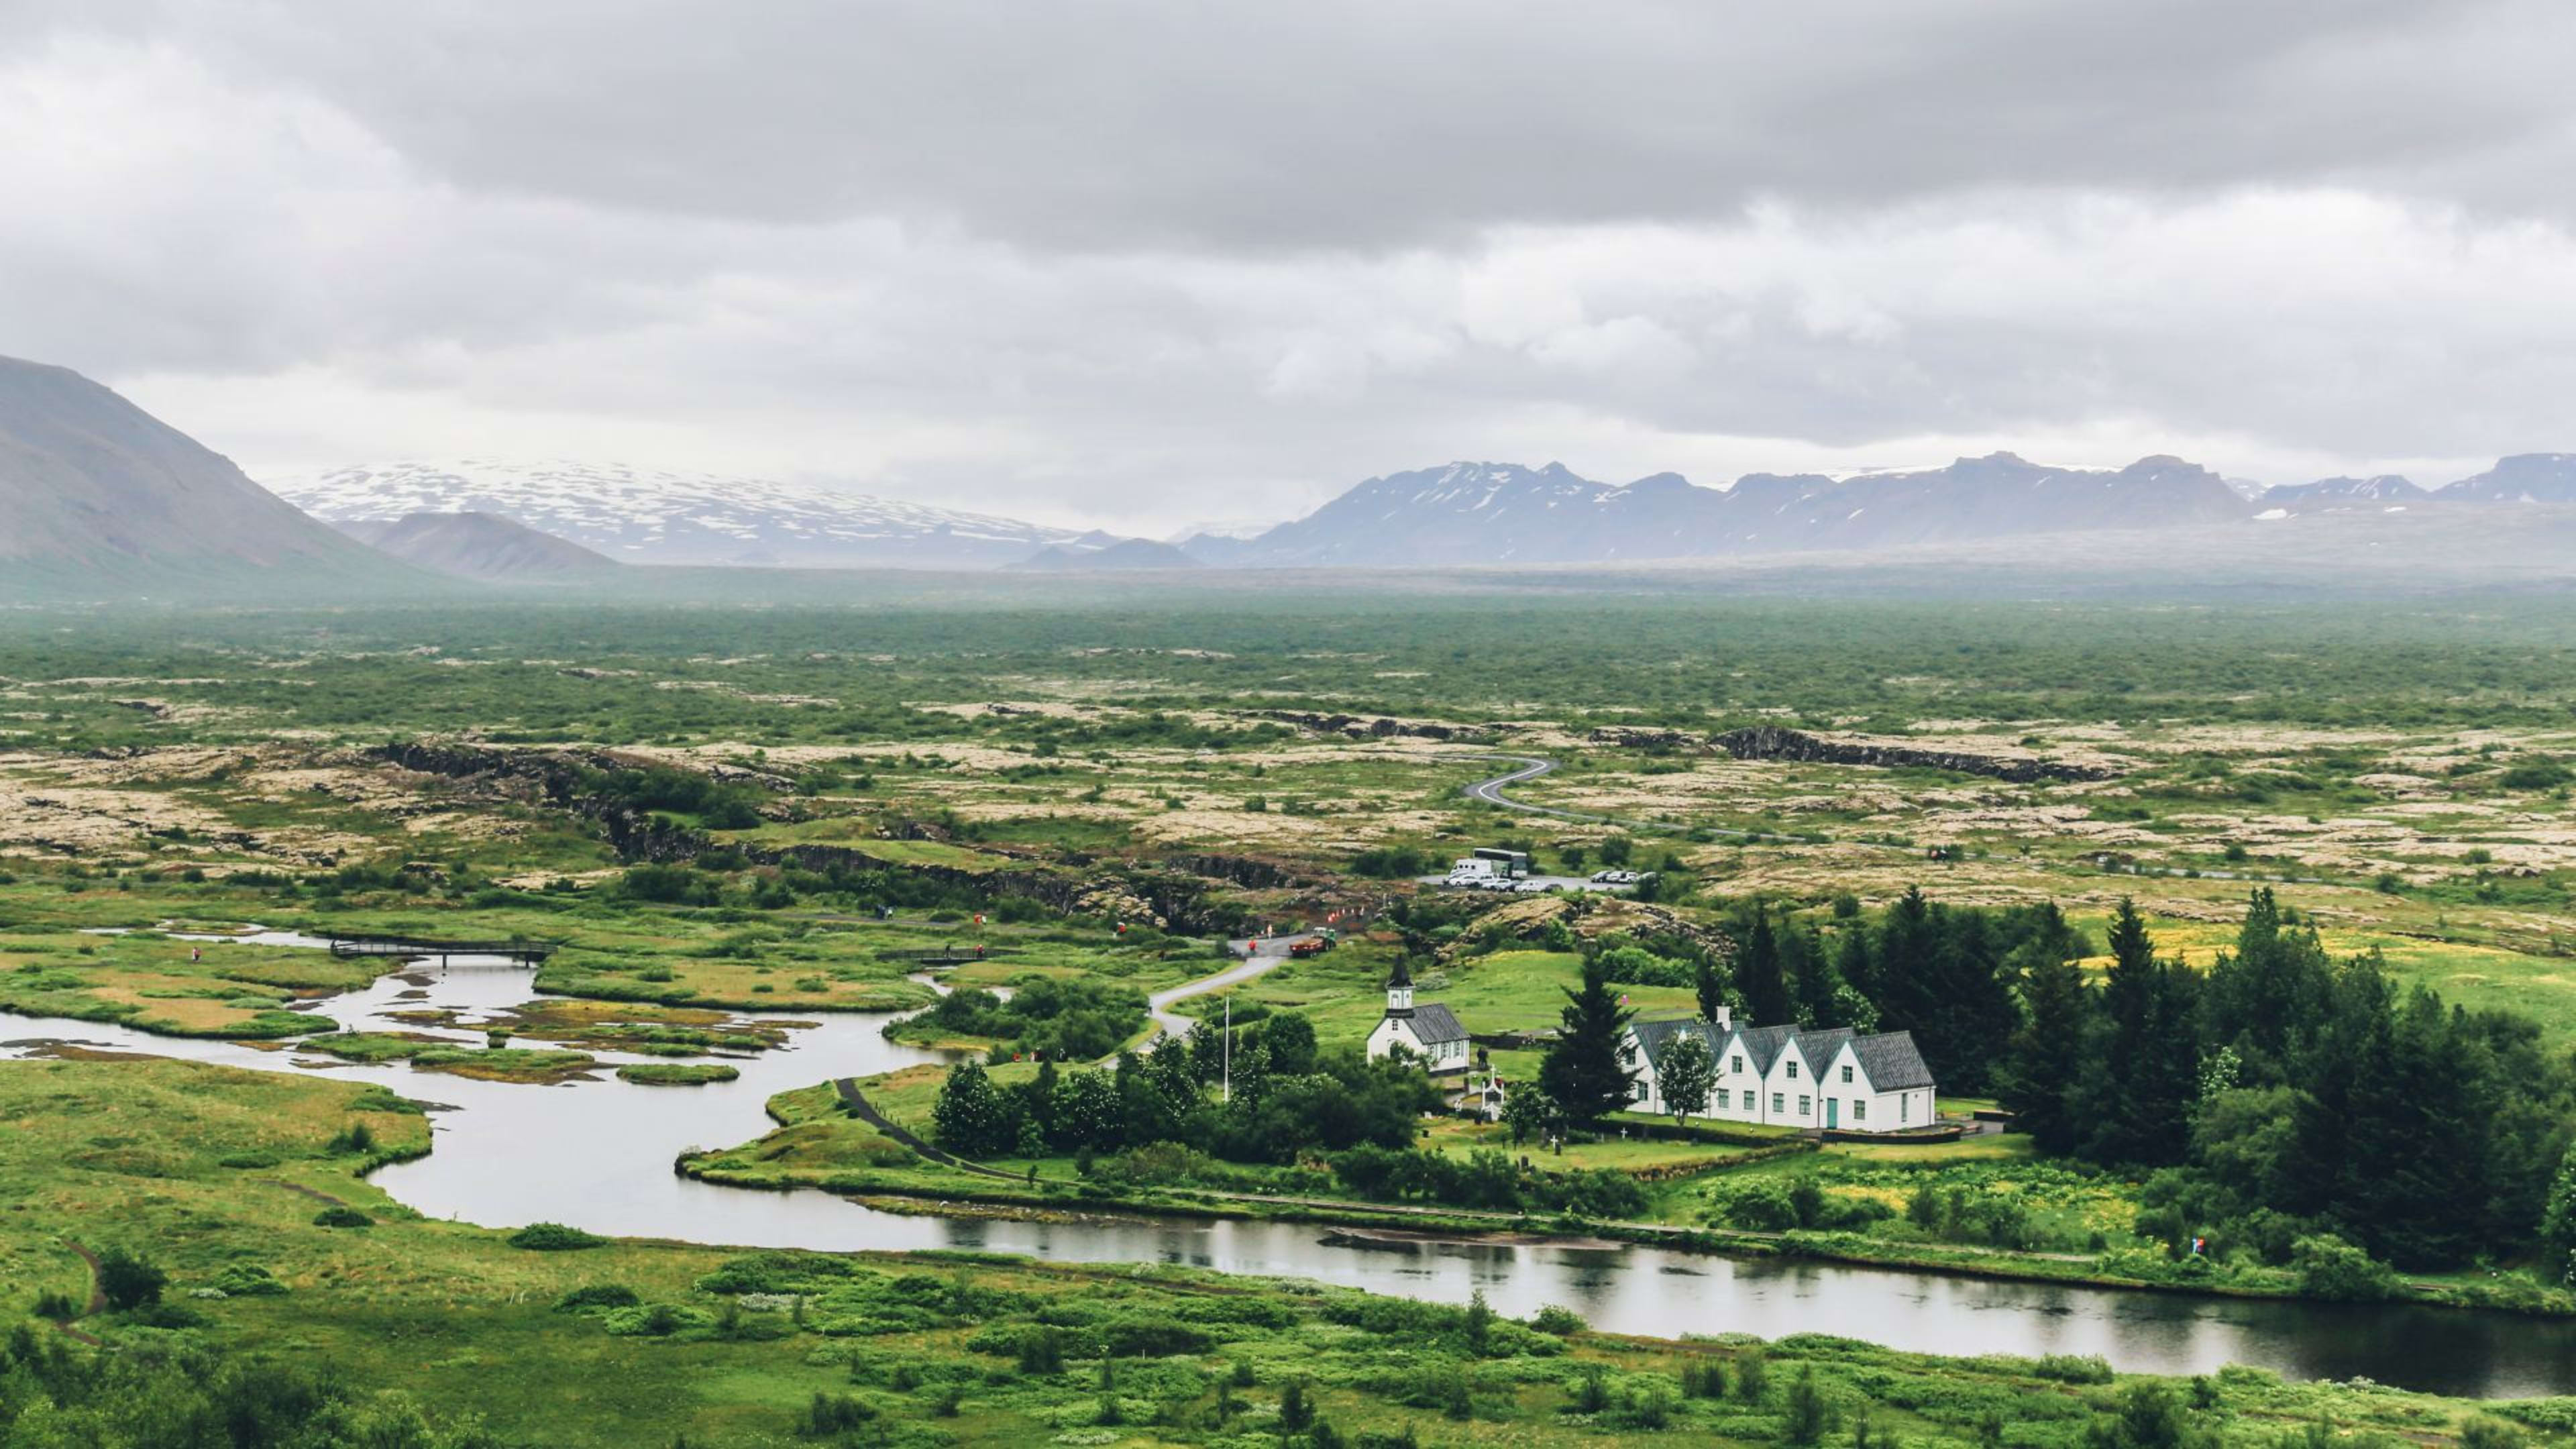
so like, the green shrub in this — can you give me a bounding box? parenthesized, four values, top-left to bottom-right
(509, 1222, 607, 1251)
(1529, 1304, 1586, 1336)
(313, 1207, 374, 1229)
(210, 1265, 288, 1297)
(94, 1246, 166, 1311)
(555, 1284, 642, 1311)
(603, 1303, 713, 1338)
(2291, 1234, 2399, 1302)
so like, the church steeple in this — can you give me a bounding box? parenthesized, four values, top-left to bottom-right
(1386, 959, 1414, 1018)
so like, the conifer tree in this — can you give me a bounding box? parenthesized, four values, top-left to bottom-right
(1737, 903, 1792, 1025)
(1540, 957, 1638, 1129)
(2000, 946, 2092, 1155)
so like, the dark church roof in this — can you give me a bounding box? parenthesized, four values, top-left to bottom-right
(1404, 1002, 1468, 1045)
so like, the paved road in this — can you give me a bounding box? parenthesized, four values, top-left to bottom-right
(1116, 928, 1335, 1061)
(1458, 754, 1795, 843)
(1459, 753, 2335, 889)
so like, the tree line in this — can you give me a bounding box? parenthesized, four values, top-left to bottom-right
(2000, 890, 2576, 1274)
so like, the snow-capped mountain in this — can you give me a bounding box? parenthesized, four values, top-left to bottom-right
(1202, 454, 2254, 567)
(2436, 453, 2576, 504)
(266, 460, 1078, 569)
(2255, 474, 2426, 513)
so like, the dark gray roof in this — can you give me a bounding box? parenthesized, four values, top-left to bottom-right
(1628, 1016, 1717, 1072)
(1729, 1024, 1801, 1076)
(1788, 1027, 1854, 1076)
(1644, 1020, 1933, 1093)
(1849, 1030, 1934, 1090)
(1406, 1002, 1468, 1044)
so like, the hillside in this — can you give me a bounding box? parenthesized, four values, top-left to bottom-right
(1207, 453, 2255, 567)
(338, 511, 620, 583)
(0, 355, 407, 597)
(271, 460, 1077, 569)
(1008, 537, 1204, 572)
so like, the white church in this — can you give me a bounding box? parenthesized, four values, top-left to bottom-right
(1364, 960, 1472, 1076)
(1622, 1005, 1936, 1133)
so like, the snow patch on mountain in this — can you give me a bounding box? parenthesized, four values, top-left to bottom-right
(266, 460, 1077, 569)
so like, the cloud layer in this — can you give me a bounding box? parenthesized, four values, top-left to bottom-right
(8, 2, 2576, 529)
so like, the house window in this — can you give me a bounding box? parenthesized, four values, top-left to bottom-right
(1731, 1055, 1744, 1073)
(1785, 1061, 1798, 1079)
(1840, 1065, 1853, 1084)
(1633, 1079, 1652, 1102)
(1853, 1100, 1866, 1122)
(1714, 1089, 1728, 1109)
(1798, 1095, 1810, 1116)
(1771, 1092, 1784, 1114)
(1901, 1095, 1910, 1123)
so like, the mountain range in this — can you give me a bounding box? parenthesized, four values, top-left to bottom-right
(11, 356, 2576, 593)
(1187, 454, 2255, 567)
(270, 460, 1079, 569)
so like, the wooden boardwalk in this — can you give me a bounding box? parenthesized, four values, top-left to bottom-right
(327, 935, 555, 967)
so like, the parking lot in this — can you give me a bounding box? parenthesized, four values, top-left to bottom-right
(1415, 871, 1636, 895)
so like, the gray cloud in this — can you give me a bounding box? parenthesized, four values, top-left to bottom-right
(5, 3, 2576, 529)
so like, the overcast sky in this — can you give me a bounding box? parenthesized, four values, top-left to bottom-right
(10, 2, 2576, 532)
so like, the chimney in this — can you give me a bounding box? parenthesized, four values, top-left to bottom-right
(1714, 1004, 1733, 1032)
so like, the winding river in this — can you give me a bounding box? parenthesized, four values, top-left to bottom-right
(7, 943, 2576, 1399)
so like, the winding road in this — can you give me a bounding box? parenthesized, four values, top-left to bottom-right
(1101, 928, 1341, 1063)
(1459, 753, 1792, 843)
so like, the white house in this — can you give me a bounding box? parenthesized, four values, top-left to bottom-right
(1364, 961, 1471, 1076)
(1622, 1006, 1937, 1134)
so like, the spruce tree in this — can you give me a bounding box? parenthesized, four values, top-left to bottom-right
(1872, 887, 1941, 1031)
(2077, 899, 2195, 1166)
(1540, 957, 1638, 1129)
(1694, 953, 1729, 1025)
(1834, 925, 1878, 1016)
(1999, 945, 2092, 1155)
(1737, 904, 1792, 1025)
(1790, 924, 1842, 1027)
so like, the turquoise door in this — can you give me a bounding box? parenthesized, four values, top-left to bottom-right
(1825, 1098, 1839, 1129)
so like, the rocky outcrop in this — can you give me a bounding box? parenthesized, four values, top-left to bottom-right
(1713, 727, 2112, 784)
(1585, 727, 1705, 751)
(1162, 853, 1308, 890)
(1260, 711, 1487, 743)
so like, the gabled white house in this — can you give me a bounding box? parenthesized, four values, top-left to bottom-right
(1364, 961, 1471, 1076)
(1622, 1006, 1936, 1134)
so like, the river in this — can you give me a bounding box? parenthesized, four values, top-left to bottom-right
(6, 941, 2575, 1399)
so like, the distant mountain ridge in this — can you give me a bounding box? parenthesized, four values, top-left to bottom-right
(1008, 537, 1203, 572)
(2259, 474, 2427, 511)
(2436, 453, 2576, 504)
(1195, 453, 2253, 568)
(0, 355, 414, 597)
(338, 512, 619, 583)
(270, 460, 1079, 569)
